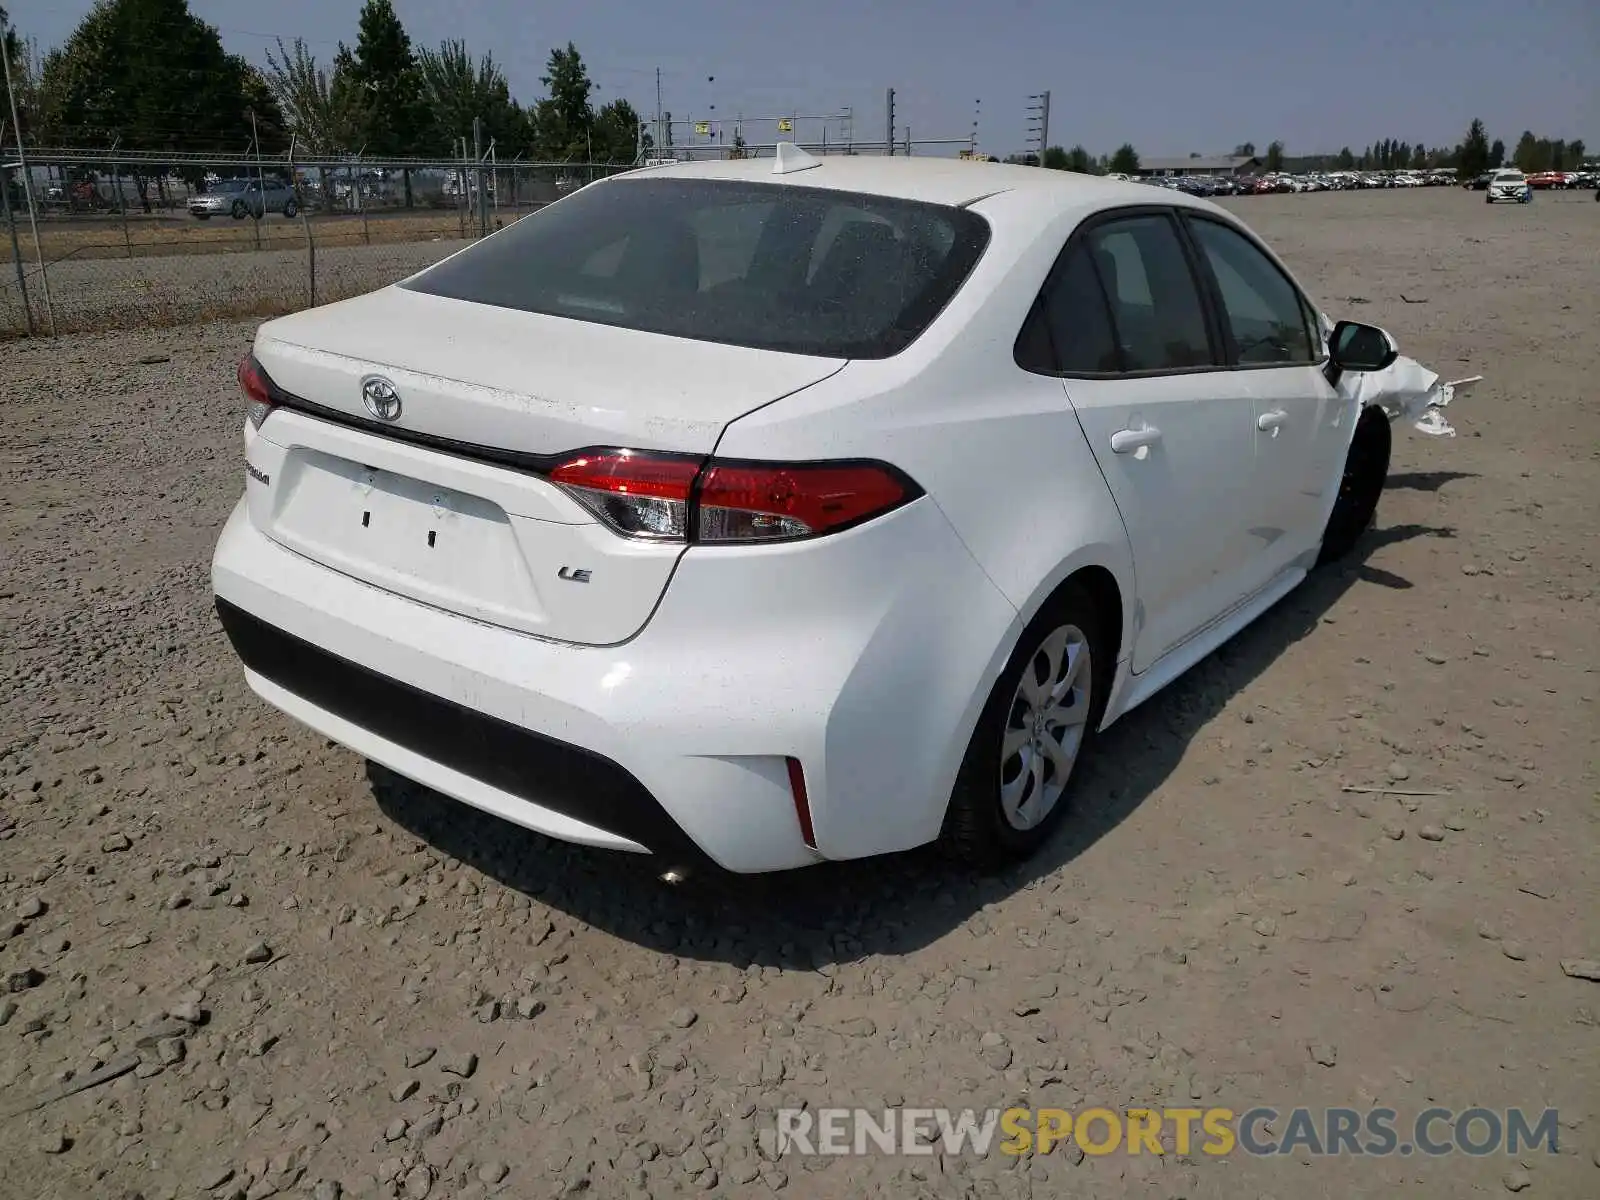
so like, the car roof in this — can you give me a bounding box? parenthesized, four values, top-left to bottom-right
(611, 153, 1173, 211)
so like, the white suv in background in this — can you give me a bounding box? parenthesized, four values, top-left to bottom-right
(1486, 169, 1531, 204)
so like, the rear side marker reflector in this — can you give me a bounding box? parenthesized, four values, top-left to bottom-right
(549, 449, 922, 544)
(786, 757, 817, 849)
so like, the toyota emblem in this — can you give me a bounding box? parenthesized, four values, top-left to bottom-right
(361, 375, 402, 422)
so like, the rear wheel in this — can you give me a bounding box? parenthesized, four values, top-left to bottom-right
(283, 199, 298, 219)
(942, 581, 1110, 869)
(231, 201, 247, 219)
(1317, 407, 1391, 566)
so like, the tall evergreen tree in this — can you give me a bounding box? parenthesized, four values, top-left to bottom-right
(344, 0, 428, 200)
(1108, 143, 1139, 174)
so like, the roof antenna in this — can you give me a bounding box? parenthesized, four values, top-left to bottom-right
(773, 141, 822, 175)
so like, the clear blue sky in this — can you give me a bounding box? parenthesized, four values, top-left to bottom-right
(10, 0, 1598, 157)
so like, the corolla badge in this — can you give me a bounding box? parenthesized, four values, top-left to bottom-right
(361, 375, 402, 422)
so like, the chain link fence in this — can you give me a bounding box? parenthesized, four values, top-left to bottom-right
(1, 149, 635, 337)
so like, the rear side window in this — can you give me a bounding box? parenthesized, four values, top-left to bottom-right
(1186, 217, 1317, 365)
(402, 178, 990, 359)
(1083, 215, 1215, 372)
(1015, 242, 1120, 374)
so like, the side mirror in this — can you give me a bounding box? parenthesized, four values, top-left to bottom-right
(1328, 320, 1399, 373)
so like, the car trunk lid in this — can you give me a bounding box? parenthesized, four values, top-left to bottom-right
(244, 286, 845, 645)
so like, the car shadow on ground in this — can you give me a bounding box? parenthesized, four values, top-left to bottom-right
(1385, 470, 1478, 493)
(371, 520, 1455, 968)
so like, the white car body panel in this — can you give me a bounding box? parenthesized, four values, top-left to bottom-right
(212, 154, 1473, 872)
(253, 286, 847, 456)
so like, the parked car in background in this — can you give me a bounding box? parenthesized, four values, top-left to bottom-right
(1485, 169, 1532, 204)
(191, 177, 299, 220)
(213, 152, 1470, 875)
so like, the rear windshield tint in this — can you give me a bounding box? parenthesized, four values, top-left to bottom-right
(401, 177, 991, 359)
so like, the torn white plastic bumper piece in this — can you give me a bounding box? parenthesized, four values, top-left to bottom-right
(1348, 357, 1482, 438)
(1318, 312, 1481, 438)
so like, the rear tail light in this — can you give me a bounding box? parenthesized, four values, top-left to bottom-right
(548, 450, 921, 544)
(238, 354, 275, 429)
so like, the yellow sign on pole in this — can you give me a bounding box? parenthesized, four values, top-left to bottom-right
(694, 121, 710, 136)
(777, 119, 793, 133)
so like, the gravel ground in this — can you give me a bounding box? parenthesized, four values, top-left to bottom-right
(1, 188, 1596, 1200)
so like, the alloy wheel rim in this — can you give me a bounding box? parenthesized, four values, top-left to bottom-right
(999, 623, 1092, 831)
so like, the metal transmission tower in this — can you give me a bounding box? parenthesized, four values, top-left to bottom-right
(1026, 91, 1051, 162)
(885, 88, 896, 156)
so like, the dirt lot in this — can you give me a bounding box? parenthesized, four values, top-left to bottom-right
(0, 188, 1596, 1200)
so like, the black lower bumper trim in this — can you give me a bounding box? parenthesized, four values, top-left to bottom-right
(214, 598, 709, 865)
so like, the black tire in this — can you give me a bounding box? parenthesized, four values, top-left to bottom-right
(231, 201, 247, 219)
(1317, 407, 1392, 566)
(193, 213, 210, 220)
(283, 200, 298, 219)
(941, 580, 1111, 870)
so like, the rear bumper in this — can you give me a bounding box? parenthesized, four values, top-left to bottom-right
(216, 598, 713, 866)
(211, 494, 1019, 873)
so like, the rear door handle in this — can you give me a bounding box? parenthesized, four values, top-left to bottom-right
(1110, 426, 1162, 454)
(1257, 410, 1289, 432)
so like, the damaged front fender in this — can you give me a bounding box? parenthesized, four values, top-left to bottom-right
(1320, 313, 1481, 438)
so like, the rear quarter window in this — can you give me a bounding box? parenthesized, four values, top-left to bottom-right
(402, 177, 991, 359)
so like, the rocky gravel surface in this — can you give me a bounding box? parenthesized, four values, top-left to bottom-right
(1, 188, 1596, 1199)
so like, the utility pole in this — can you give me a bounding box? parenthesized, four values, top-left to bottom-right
(655, 67, 663, 152)
(473, 117, 487, 237)
(885, 88, 895, 156)
(971, 98, 982, 158)
(1026, 91, 1050, 163)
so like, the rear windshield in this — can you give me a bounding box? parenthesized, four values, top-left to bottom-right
(401, 176, 991, 359)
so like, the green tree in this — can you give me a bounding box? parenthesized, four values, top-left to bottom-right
(1263, 140, 1284, 172)
(264, 37, 366, 211)
(1233, 141, 1255, 157)
(1108, 143, 1139, 174)
(38, 0, 285, 206)
(1411, 142, 1427, 168)
(345, 0, 428, 202)
(1, 4, 21, 70)
(1487, 137, 1504, 168)
(590, 98, 647, 161)
(264, 37, 366, 156)
(1512, 130, 1538, 172)
(531, 41, 593, 159)
(1, 4, 45, 142)
(1457, 119, 1490, 179)
(1569, 138, 1585, 166)
(1064, 145, 1095, 173)
(1335, 146, 1354, 169)
(418, 39, 515, 154)
(1040, 145, 1069, 170)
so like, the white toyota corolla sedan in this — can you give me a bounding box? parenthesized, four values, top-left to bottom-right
(212, 147, 1463, 874)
